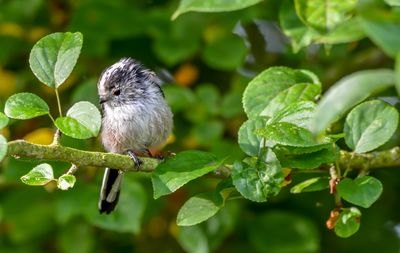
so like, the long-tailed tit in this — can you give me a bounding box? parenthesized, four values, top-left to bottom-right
(97, 58, 173, 214)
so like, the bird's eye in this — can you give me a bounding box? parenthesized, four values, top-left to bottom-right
(113, 89, 121, 96)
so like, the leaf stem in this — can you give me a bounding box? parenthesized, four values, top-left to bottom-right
(55, 88, 63, 117)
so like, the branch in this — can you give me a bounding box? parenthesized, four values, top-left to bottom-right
(6, 140, 400, 176)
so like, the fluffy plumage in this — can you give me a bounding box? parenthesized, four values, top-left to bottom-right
(98, 58, 173, 214)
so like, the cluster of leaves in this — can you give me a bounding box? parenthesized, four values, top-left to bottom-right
(1, 32, 101, 189)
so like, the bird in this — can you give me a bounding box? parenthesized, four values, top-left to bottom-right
(97, 58, 173, 214)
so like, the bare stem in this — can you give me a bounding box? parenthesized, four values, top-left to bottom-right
(55, 88, 63, 117)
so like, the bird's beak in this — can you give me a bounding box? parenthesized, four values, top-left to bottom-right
(99, 95, 109, 104)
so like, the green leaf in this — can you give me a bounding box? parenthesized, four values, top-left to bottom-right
(238, 117, 267, 156)
(294, 0, 358, 32)
(261, 83, 320, 117)
(66, 101, 101, 136)
(0, 112, 9, 129)
(243, 67, 318, 118)
(279, 0, 316, 52)
(334, 207, 361, 238)
(29, 32, 83, 87)
(231, 149, 284, 202)
(248, 211, 320, 253)
(359, 10, 400, 57)
(202, 34, 247, 71)
(55, 117, 93, 139)
(172, 0, 263, 19)
(291, 177, 330, 193)
(344, 100, 399, 153)
(276, 144, 338, 169)
(269, 101, 317, 130)
(177, 192, 223, 226)
(0, 135, 7, 162)
(152, 151, 222, 199)
(336, 176, 383, 208)
(20, 163, 54, 186)
(4, 92, 49, 119)
(55, 101, 101, 139)
(57, 174, 76, 190)
(257, 122, 318, 147)
(312, 69, 395, 135)
(314, 18, 365, 44)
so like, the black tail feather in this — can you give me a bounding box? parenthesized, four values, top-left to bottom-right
(99, 168, 123, 214)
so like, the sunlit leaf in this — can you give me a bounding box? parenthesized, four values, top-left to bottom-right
(344, 100, 399, 153)
(334, 207, 361, 238)
(57, 174, 76, 190)
(312, 69, 394, 135)
(0, 135, 7, 162)
(294, 0, 358, 32)
(257, 122, 318, 147)
(20, 163, 54, 186)
(0, 112, 9, 129)
(29, 32, 83, 87)
(152, 151, 222, 199)
(243, 67, 318, 118)
(55, 101, 101, 139)
(4, 92, 49, 119)
(336, 176, 383, 208)
(172, 0, 263, 19)
(269, 101, 317, 130)
(291, 177, 330, 193)
(260, 83, 320, 117)
(55, 117, 93, 140)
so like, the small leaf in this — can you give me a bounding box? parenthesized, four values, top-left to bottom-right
(29, 32, 83, 87)
(0, 112, 9, 129)
(290, 177, 330, 193)
(231, 149, 284, 202)
(334, 207, 361, 238)
(257, 122, 318, 147)
(0, 135, 7, 162)
(57, 174, 76, 190)
(172, 0, 263, 19)
(238, 117, 267, 156)
(243, 67, 319, 119)
(20, 163, 54, 186)
(344, 100, 399, 153)
(312, 69, 395, 135)
(5, 93, 49, 119)
(55, 101, 101, 139)
(151, 151, 222, 199)
(177, 192, 222, 226)
(261, 83, 320, 117)
(66, 101, 101, 136)
(55, 117, 93, 139)
(336, 176, 383, 208)
(294, 0, 358, 32)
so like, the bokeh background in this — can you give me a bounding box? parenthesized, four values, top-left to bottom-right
(1, 0, 400, 252)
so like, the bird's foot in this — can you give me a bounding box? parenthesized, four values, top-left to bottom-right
(127, 150, 142, 170)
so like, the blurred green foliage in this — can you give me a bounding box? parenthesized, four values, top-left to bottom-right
(1, 0, 400, 253)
